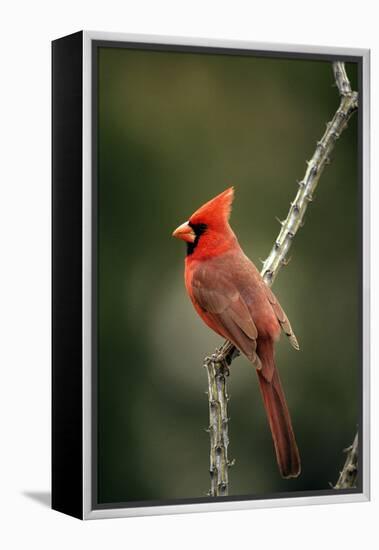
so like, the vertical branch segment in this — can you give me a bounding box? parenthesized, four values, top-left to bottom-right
(204, 340, 235, 497)
(204, 62, 358, 496)
(205, 357, 230, 497)
(333, 61, 353, 96)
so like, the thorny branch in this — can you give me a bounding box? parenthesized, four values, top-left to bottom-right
(204, 61, 358, 497)
(334, 433, 359, 489)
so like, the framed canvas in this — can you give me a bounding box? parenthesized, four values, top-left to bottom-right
(52, 31, 370, 520)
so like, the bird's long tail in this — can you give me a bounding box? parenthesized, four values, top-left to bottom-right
(256, 339, 301, 479)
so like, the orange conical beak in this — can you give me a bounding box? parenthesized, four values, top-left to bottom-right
(172, 221, 196, 243)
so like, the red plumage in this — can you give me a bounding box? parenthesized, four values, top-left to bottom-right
(173, 187, 301, 479)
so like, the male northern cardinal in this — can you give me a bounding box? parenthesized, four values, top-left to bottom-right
(172, 187, 301, 478)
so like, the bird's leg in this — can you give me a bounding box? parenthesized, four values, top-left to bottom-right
(217, 340, 239, 364)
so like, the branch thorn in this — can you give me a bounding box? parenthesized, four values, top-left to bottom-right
(281, 256, 292, 266)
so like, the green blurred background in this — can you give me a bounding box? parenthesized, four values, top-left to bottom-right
(97, 46, 359, 505)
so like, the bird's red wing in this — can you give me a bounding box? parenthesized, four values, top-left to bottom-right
(191, 269, 261, 367)
(264, 285, 300, 350)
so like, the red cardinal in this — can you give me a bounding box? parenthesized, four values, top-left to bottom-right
(172, 187, 301, 478)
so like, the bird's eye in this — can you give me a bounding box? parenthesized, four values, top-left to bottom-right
(189, 222, 207, 236)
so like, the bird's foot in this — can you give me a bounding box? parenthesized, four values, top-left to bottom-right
(211, 345, 237, 375)
(211, 351, 226, 364)
(203, 355, 215, 369)
(204, 352, 229, 375)
(204, 343, 239, 375)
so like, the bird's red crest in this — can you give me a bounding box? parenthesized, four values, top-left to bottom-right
(189, 187, 234, 227)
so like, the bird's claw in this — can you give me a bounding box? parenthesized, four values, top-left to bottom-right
(203, 356, 213, 367)
(204, 344, 239, 375)
(212, 350, 231, 376)
(204, 351, 230, 376)
(222, 364, 231, 377)
(211, 351, 225, 363)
